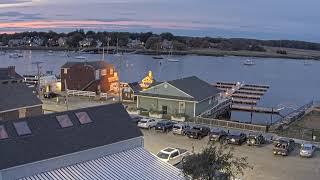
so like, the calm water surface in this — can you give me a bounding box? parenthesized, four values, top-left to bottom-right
(1, 50, 320, 124)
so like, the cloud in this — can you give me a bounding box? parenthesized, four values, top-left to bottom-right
(0, 0, 31, 8)
(0, 11, 44, 20)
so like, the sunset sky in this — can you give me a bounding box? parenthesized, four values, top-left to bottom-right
(0, 0, 319, 42)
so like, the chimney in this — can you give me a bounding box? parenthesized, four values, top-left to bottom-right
(7, 66, 16, 77)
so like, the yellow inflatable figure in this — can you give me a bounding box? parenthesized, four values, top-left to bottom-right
(140, 71, 154, 90)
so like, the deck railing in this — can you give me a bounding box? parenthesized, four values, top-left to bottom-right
(67, 90, 96, 97)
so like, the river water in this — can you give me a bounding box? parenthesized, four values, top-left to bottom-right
(1, 50, 320, 124)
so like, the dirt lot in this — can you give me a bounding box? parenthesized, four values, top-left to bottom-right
(142, 128, 320, 180)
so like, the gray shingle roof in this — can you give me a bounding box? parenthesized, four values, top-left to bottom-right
(168, 76, 222, 101)
(0, 103, 142, 170)
(0, 83, 42, 112)
(61, 61, 112, 70)
(0, 68, 23, 81)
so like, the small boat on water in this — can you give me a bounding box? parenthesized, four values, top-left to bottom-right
(303, 60, 312, 66)
(48, 50, 54, 55)
(0, 51, 5, 56)
(74, 56, 87, 60)
(243, 59, 255, 66)
(152, 56, 164, 59)
(9, 53, 23, 58)
(167, 58, 179, 62)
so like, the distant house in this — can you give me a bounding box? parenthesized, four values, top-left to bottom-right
(61, 61, 119, 93)
(0, 103, 184, 180)
(0, 66, 23, 84)
(136, 76, 224, 117)
(8, 39, 23, 47)
(0, 83, 42, 122)
(55, 37, 66, 47)
(161, 39, 173, 49)
(127, 38, 143, 48)
(79, 38, 94, 48)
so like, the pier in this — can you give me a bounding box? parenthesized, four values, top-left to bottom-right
(232, 104, 279, 114)
(213, 81, 279, 115)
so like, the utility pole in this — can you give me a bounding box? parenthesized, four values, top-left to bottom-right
(32, 61, 43, 98)
(64, 79, 69, 110)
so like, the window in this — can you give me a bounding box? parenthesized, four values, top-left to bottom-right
(170, 151, 179, 159)
(19, 108, 27, 118)
(0, 125, 8, 140)
(95, 70, 100, 80)
(13, 121, 32, 136)
(56, 115, 73, 128)
(63, 68, 68, 74)
(75, 112, 92, 124)
(110, 68, 114, 75)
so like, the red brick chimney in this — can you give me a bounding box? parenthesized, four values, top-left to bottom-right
(7, 66, 16, 77)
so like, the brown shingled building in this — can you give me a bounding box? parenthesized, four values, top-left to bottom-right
(60, 61, 119, 94)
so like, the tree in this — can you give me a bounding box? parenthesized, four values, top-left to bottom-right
(181, 144, 251, 180)
(160, 32, 174, 41)
(145, 36, 161, 50)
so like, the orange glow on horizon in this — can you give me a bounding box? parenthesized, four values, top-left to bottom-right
(0, 20, 211, 32)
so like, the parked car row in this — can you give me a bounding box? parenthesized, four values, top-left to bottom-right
(131, 116, 317, 158)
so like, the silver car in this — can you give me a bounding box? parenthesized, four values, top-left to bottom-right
(300, 144, 316, 158)
(172, 123, 190, 135)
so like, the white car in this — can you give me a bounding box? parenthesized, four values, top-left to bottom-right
(300, 144, 316, 158)
(172, 123, 190, 135)
(137, 118, 157, 129)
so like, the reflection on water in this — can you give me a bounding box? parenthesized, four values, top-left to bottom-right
(1, 50, 320, 124)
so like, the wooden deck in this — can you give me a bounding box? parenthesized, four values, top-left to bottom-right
(232, 104, 279, 114)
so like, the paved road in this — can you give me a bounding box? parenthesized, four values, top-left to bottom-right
(142, 129, 320, 180)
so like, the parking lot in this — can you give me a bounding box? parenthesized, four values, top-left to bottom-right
(142, 128, 320, 180)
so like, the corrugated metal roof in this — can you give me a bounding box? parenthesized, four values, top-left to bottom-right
(19, 147, 185, 180)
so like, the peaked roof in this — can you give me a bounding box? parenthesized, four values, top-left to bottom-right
(128, 80, 162, 93)
(61, 61, 113, 69)
(0, 67, 23, 81)
(0, 103, 142, 170)
(167, 76, 222, 101)
(0, 83, 42, 112)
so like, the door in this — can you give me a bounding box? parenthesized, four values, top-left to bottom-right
(179, 102, 185, 114)
(162, 106, 168, 114)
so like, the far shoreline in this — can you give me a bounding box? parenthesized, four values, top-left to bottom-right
(1, 46, 319, 61)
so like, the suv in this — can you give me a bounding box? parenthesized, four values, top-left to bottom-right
(273, 139, 295, 156)
(137, 118, 157, 129)
(186, 125, 210, 139)
(172, 123, 190, 135)
(209, 129, 228, 142)
(155, 120, 176, 132)
(225, 132, 247, 145)
(246, 133, 266, 146)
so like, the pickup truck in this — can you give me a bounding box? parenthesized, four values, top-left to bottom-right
(156, 147, 190, 166)
(186, 125, 210, 139)
(273, 139, 295, 156)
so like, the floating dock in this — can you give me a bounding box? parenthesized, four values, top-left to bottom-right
(232, 98, 257, 105)
(231, 94, 261, 100)
(234, 90, 265, 96)
(232, 104, 279, 114)
(213, 81, 278, 114)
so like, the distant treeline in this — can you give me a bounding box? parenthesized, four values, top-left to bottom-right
(1, 30, 319, 51)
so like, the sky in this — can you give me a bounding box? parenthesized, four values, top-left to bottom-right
(0, 0, 319, 42)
